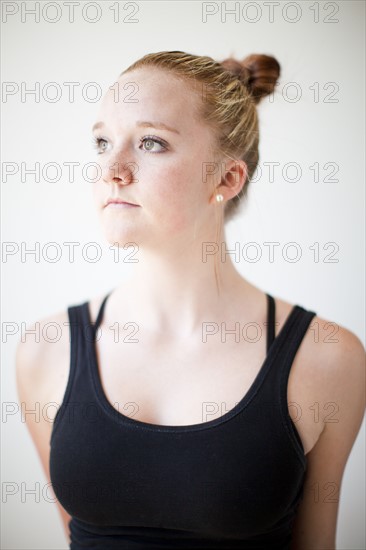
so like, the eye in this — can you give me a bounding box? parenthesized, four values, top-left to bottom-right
(139, 136, 167, 153)
(92, 135, 108, 154)
(91, 134, 168, 155)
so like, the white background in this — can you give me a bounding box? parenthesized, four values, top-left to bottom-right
(2, 1, 365, 548)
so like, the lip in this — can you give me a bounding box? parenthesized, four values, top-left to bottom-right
(105, 199, 139, 207)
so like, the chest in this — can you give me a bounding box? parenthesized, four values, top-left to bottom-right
(51, 329, 310, 538)
(92, 329, 324, 455)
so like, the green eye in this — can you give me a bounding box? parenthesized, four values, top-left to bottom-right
(92, 136, 108, 154)
(139, 136, 167, 153)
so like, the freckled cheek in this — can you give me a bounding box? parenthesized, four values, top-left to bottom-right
(146, 168, 189, 210)
(146, 167, 204, 230)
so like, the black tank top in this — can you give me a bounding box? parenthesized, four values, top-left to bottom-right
(49, 291, 317, 549)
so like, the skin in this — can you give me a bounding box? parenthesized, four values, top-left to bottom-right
(16, 67, 365, 549)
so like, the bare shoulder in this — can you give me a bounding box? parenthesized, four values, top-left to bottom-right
(312, 312, 365, 403)
(15, 291, 107, 407)
(291, 302, 365, 416)
(308, 311, 366, 447)
(274, 294, 365, 405)
(15, 308, 71, 416)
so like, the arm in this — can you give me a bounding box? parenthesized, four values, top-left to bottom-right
(290, 327, 366, 549)
(15, 316, 72, 545)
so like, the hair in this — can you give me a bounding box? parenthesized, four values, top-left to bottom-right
(120, 50, 281, 223)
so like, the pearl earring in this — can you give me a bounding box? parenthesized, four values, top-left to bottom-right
(216, 194, 224, 202)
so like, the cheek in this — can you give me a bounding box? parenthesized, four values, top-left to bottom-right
(145, 163, 204, 231)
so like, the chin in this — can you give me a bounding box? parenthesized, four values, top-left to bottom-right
(103, 229, 139, 247)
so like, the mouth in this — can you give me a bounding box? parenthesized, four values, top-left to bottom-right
(104, 199, 140, 208)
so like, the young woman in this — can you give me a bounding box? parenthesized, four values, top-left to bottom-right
(16, 51, 365, 549)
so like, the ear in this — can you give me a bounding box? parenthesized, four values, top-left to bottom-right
(209, 158, 248, 204)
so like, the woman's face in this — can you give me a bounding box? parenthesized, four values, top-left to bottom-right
(91, 67, 220, 248)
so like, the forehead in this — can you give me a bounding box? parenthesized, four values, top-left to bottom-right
(97, 67, 205, 134)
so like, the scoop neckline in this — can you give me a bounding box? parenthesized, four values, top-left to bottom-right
(83, 299, 300, 433)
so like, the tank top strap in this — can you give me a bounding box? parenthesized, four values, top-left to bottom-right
(80, 290, 115, 344)
(265, 293, 276, 353)
(270, 303, 317, 464)
(278, 304, 317, 391)
(94, 291, 113, 333)
(254, 299, 317, 466)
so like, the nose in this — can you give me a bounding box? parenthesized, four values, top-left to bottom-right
(101, 159, 137, 186)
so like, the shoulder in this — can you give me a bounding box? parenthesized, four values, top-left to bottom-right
(16, 308, 70, 377)
(15, 291, 107, 390)
(15, 292, 107, 422)
(295, 304, 365, 410)
(15, 308, 71, 403)
(275, 294, 364, 386)
(310, 312, 365, 444)
(274, 294, 365, 424)
(16, 291, 107, 374)
(313, 312, 365, 394)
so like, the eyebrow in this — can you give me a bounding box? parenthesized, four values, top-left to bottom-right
(91, 120, 180, 135)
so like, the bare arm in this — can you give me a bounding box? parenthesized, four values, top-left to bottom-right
(15, 313, 72, 545)
(290, 326, 366, 549)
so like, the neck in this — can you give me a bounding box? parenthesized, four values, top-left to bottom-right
(111, 226, 253, 338)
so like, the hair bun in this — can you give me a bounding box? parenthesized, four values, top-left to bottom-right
(220, 53, 281, 104)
